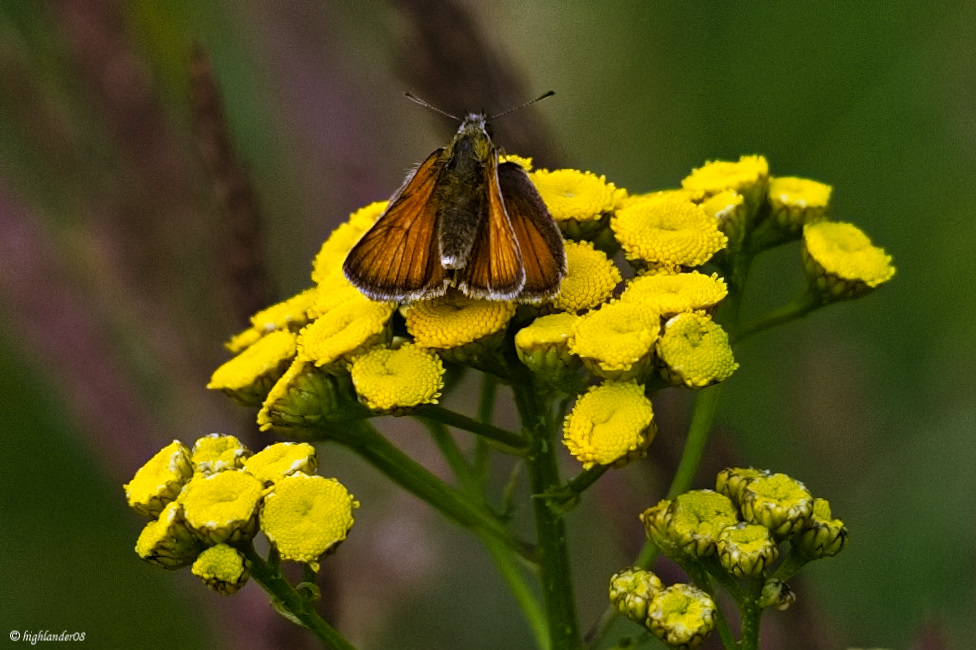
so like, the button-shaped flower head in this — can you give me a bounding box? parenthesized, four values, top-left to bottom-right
(180, 470, 264, 545)
(191, 433, 250, 476)
(570, 301, 660, 381)
(549, 240, 621, 313)
(656, 312, 738, 389)
(562, 381, 656, 469)
(645, 583, 717, 649)
(208, 330, 298, 406)
(609, 567, 665, 623)
(134, 501, 205, 570)
(243, 442, 317, 486)
(350, 343, 445, 414)
(802, 221, 895, 302)
(124, 440, 194, 518)
(191, 543, 251, 595)
(260, 474, 358, 572)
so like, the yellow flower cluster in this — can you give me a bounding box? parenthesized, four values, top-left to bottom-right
(125, 436, 358, 589)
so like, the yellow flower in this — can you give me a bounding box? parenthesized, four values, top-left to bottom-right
(569, 301, 660, 380)
(530, 168, 620, 240)
(306, 275, 368, 319)
(620, 271, 728, 316)
(192, 543, 250, 595)
(611, 192, 727, 270)
(549, 240, 621, 313)
(802, 221, 895, 301)
(180, 470, 264, 545)
(191, 434, 250, 475)
(260, 474, 358, 571)
(700, 190, 747, 249)
(243, 442, 318, 485)
(298, 294, 394, 368)
(514, 312, 582, 386)
(208, 330, 298, 406)
(257, 357, 359, 433)
(682, 154, 769, 217)
(134, 501, 205, 570)
(311, 201, 388, 285)
(124, 440, 194, 518)
(645, 583, 716, 649)
(225, 288, 318, 355)
(562, 381, 656, 469)
(655, 312, 738, 388)
(500, 154, 533, 170)
(403, 290, 516, 351)
(350, 343, 444, 413)
(767, 176, 831, 232)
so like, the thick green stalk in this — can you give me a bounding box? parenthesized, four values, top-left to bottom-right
(243, 544, 358, 650)
(414, 403, 528, 453)
(668, 384, 724, 499)
(512, 372, 582, 650)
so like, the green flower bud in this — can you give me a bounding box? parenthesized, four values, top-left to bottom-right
(717, 522, 779, 578)
(646, 583, 717, 649)
(758, 578, 796, 611)
(739, 473, 814, 538)
(793, 498, 848, 558)
(666, 490, 740, 558)
(609, 567, 664, 623)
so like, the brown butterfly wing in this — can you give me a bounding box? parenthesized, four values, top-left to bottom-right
(343, 149, 450, 302)
(497, 161, 567, 301)
(458, 153, 525, 300)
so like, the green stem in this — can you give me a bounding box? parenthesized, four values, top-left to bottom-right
(668, 384, 724, 499)
(683, 563, 737, 650)
(737, 579, 765, 650)
(244, 544, 358, 650)
(328, 420, 536, 562)
(513, 373, 582, 650)
(414, 403, 528, 453)
(731, 289, 821, 345)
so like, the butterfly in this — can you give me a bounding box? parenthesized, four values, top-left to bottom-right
(342, 96, 566, 304)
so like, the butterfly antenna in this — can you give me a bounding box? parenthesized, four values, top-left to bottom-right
(404, 92, 459, 121)
(489, 91, 555, 121)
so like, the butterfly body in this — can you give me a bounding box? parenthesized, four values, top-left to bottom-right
(343, 113, 566, 304)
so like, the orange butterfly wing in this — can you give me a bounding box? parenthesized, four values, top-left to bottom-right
(458, 153, 525, 300)
(497, 161, 567, 301)
(343, 149, 450, 302)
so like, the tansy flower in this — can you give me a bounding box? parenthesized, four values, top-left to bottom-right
(257, 358, 356, 433)
(180, 470, 264, 545)
(311, 201, 388, 285)
(530, 168, 621, 240)
(192, 543, 250, 595)
(802, 221, 895, 301)
(645, 583, 717, 649)
(350, 343, 445, 413)
(700, 190, 747, 249)
(609, 567, 665, 623)
(655, 312, 738, 388)
(767, 176, 832, 233)
(715, 467, 769, 504)
(306, 275, 368, 319)
(620, 189, 707, 209)
(403, 290, 516, 351)
(298, 293, 394, 368)
(611, 193, 727, 271)
(620, 271, 728, 316)
(682, 154, 769, 217)
(225, 288, 318, 355)
(793, 497, 848, 558)
(661, 490, 740, 558)
(208, 330, 298, 406)
(562, 381, 656, 469)
(134, 501, 205, 570)
(124, 441, 194, 518)
(260, 474, 358, 572)
(716, 522, 779, 578)
(243, 442, 317, 485)
(549, 240, 621, 313)
(737, 472, 814, 538)
(191, 434, 250, 475)
(514, 312, 582, 387)
(570, 301, 660, 381)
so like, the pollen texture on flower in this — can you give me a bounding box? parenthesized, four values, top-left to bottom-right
(403, 291, 516, 350)
(550, 240, 621, 312)
(656, 312, 738, 388)
(350, 343, 445, 411)
(530, 168, 620, 223)
(767, 176, 832, 231)
(260, 474, 358, 571)
(620, 271, 728, 316)
(570, 301, 660, 380)
(191, 543, 250, 595)
(803, 221, 895, 288)
(243, 442, 317, 485)
(180, 470, 264, 545)
(563, 381, 656, 469)
(298, 294, 394, 367)
(208, 330, 297, 404)
(124, 440, 194, 518)
(611, 192, 727, 269)
(191, 434, 250, 475)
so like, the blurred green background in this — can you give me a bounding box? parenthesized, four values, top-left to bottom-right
(1, 2, 973, 649)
